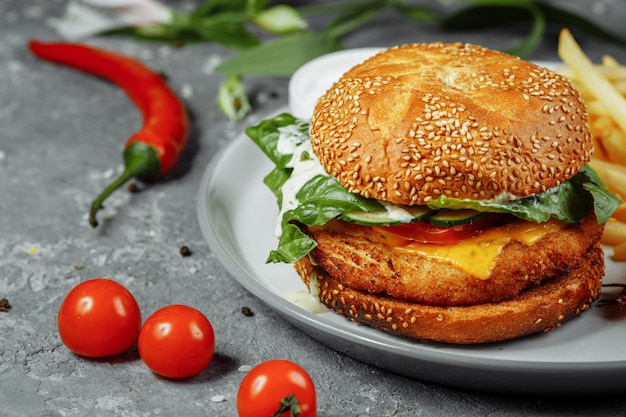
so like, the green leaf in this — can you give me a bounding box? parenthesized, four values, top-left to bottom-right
(191, 0, 265, 17)
(393, 4, 440, 24)
(441, 6, 525, 30)
(263, 166, 290, 206)
(247, 113, 382, 262)
(575, 165, 623, 224)
(426, 166, 620, 225)
(297, 0, 387, 17)
(537, 1, 626, 45)
(283, 175, 383, 227)
(439, 4, 545, 57)
(439, 1, 626, 56)
(178, 13, 261, 49)
(504, 4, 545, 57)
(322, 0, 390, 39)
(216, 75, 251, 120)
(266, 223, 317, 263)
(267, 174, 382, 263)
(119, 12, 261, 48)
(246, 113, 309, 205)
(245, 113, 305, 167)
(216, 31, 343, 77)
(426, 183, 584, 223)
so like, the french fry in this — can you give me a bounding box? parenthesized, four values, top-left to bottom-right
(591, 138, 610, 163)
(601, 219, 626, 246)
(600, 124, 626, 164)
(602, 54, 620, 68)
(558, 29, 626, 259)
(586, 100, 610, 117)
(611, 204, 626, 223)
(556, 64, 626, 81)
(611, 81, 626, 94)
(558, 29, 626, 135)
(611, 240, 626, 261)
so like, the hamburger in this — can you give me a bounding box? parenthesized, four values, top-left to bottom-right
(246, 42, 621, 344)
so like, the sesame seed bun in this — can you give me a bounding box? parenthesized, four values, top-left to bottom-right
(310, 43, 593, 205)
(295, 242, 603, 344)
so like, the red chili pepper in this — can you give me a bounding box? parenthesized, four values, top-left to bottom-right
(28, 40, 189, 227)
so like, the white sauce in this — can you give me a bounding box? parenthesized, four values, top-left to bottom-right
(275, 123, 308, 155)
(478, 192, 522, 204)
(274, 124, 326, 237)
(281, 274, 327, 314)
(379, 201, 415, 222)
(460, 188, 553, 205)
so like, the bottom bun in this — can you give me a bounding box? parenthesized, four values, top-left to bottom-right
(294, 244, 604, 344)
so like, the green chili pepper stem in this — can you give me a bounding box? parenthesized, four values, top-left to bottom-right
(89, 142, 160, 228)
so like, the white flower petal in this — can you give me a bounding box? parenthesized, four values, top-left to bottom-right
(49, 0, 172, 40)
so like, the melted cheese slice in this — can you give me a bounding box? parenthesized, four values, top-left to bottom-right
(381, 218, 566, 280)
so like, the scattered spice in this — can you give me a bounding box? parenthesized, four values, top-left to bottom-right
(241, 306, 254, 317)
(73, 263, 85, 270)
(179, 245, 192, 257)
(0, 298, 11, 312)
(127, 182, 140, 193)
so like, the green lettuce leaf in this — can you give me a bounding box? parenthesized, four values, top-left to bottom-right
(246, 113, 307, 168)
(282, 174, 383, 226)
(248, 113, 621, 264)
(426, 165, 620, 224)
(576, 165, 623, 224)
(267, 222, 317, 264)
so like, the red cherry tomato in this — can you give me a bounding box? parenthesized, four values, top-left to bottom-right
(374, 213, 508, 244)
(237, 359, 316, 417)
(57, 278, 141, 358)
(138, 304, 215, 379)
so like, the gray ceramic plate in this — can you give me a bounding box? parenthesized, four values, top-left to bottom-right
(197, 50, 626, 394)
(197, 130, 626, 395)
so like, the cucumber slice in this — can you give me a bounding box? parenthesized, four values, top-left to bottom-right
(404, 205, 435, 221)
(340, 205, 435, 226)
(340, 210, 403, 226)
(427, 209, 483, 227)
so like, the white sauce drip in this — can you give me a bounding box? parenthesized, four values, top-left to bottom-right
(274, 124, 326, 237)
(281, 274, 327, 314)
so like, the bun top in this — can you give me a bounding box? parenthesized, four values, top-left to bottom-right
(309, 43, 593, 205)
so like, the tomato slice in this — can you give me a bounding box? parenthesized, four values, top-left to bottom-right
(374, 213, 509, 244)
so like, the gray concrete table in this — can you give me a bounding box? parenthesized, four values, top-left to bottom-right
(2, 0, 626, 416)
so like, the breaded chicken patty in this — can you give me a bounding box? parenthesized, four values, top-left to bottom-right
(294, 243, 603, 344)
(304, 210, 603, 306)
